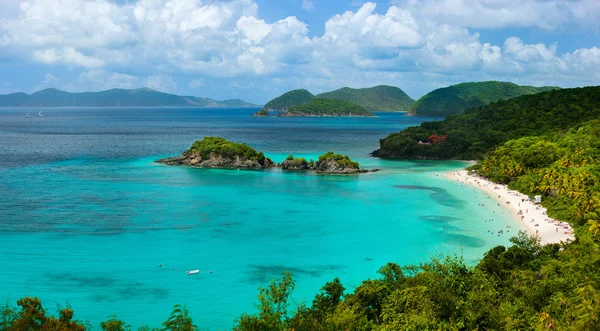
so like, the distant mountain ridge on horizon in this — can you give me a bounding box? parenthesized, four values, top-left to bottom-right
(0, 87, 259, 108)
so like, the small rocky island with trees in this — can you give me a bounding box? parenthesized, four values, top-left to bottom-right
(157, 137, 372, 174)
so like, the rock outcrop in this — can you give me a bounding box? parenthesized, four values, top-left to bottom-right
(280, 156, 314, 170)
(314, 152, 368, 174)
(156, 138, 371, 174)
(156, 152, 275, 169)
(156, 137, 275, 169)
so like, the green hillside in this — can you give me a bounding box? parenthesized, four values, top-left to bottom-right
(262, 89, 315, 111)
(374, 86, 600, 159)
(409, 81, 561, 116)
(285, 98, 374, 116)
(0, 88, 258, 107)
(317, 85, 414, 112)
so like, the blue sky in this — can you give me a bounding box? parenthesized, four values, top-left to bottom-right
(0, 0, 598, 104)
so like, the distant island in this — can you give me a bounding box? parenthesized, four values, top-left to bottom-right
(260, 89, 315, 113)
(317, 85, 414, 112)
(0, 88, 259, 108)
(254, 85, 413, 117)
(408, 81, 561, 116)
(284, 99, 373, 117)
(157, 137, 370, 174)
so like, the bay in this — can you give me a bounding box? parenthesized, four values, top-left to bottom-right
(0, 108, 515, 329)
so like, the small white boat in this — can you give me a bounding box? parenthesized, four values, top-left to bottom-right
(25, 112, 31, 118)
(38, 111, 43, 117)
(187, 269, 200, 275)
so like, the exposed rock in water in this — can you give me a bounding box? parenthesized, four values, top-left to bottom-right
(314, 152, 368, 174)
(156, 138, 371, 174)
(253, 108, 269, 117)
(280, 156, 314, 170)
(156, 137, 275, 169)
(156, 152, 275, 169)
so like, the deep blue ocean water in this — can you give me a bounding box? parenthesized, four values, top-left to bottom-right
(0, 108, 516, 330)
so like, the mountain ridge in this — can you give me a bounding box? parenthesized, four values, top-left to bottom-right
(317, 85, 415, 112)
(0, 88, 259, 108)
(409, 81, 561, 116)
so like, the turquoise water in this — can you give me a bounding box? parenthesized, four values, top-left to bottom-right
(0, 108, 515, 329)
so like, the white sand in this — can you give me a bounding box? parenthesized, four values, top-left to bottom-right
(445, 170, 574, 245)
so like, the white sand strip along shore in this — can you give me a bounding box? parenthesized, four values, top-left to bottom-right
(445, 170, 574, 245)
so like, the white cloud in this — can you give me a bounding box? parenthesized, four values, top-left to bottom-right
(0, 0, 597, 100)
(33, 48, 105, 68)
(396, 0, 600, 30)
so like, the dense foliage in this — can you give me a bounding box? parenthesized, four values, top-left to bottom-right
(262, 89, 315, 111)
(187, 137, 268, 164)
(286, 98, 373, 116)
(475, 120, 600, 229)
(0, 88, 257, 107)
(316, 85, 415, 112)
(317, 152, 360, 169)
(253, 108, 269, 117)
(1, 298, 195, 330)
(282, 155, 313, 169)
(408, 81, 560, 116)
(375, 86, 600, 159)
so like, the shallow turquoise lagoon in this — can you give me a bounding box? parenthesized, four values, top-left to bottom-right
(0, 108, 516, 329)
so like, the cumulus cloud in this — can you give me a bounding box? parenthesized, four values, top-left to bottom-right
(0, 0, 597, 99)
(396, 0, 600, 30)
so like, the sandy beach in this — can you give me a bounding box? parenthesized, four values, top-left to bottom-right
(445, 170, 574, 245)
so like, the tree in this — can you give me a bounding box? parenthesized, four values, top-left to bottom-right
(162, 304, 196, 331)
(235, 271, 295, 331)
(100, 314, 131, 331)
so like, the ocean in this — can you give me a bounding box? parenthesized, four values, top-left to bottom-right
(0, 108, 515, 329)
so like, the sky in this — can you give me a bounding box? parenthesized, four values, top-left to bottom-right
(0, 0, 598, 104)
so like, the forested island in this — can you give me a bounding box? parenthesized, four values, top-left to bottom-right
(259, 89, 315, 112)
(0, 88, 258, 108)
(254, 85, 412, 117)
(408, 81, 560, 116)
(156, 137, 369, 174)
(255, 98, 373, 117)
(156, 137, 276, 169)
(284, 99, 373, 117)
(317, 85, 414, 112)
(282, 153, 369, 174)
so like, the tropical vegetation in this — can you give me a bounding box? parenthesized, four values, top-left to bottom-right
(316, 85, 414, 112)
(408, 81, 561, 116)
(286, 98, 373, 116)
(316, 152, 360, 169)
(261, 89, 315, 111)
(374, 86, 600, 159)
(187, 136, 268, 164)
(1, 298, 194, 330)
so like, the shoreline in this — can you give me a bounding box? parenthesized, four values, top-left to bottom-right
(444, 170, 574, 245)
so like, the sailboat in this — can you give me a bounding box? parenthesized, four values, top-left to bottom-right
(38, 111, 43, 117)
(25, 112, 31, 118)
